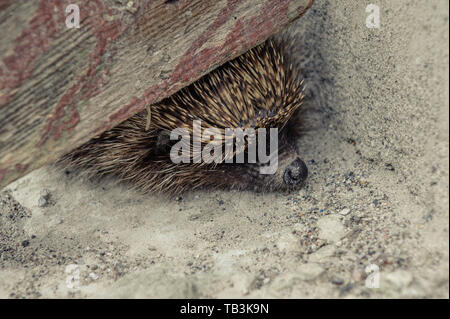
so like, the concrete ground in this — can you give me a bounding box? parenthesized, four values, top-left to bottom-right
(1, 0, 448, 298)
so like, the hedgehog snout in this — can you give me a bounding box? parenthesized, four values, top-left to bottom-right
(283, 158, 308, 186)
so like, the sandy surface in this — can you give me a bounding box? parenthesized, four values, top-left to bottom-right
(1, 1, 448, 298)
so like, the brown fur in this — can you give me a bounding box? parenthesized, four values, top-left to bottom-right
(59, 39, 306, 194)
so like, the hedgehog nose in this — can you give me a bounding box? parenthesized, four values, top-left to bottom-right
(283, 158, 308, 186)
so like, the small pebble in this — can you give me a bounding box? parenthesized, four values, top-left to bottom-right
(38, 189, 51, 207)
(40, 189, 50, 198)
(340, 208, 351, 215)
(331, 278, 344, 285)
(38, 196, 48, 207)
(89, 272, 99, 280)
(339, 283, 353, 296)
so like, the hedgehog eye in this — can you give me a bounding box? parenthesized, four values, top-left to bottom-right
(155, 130, 173, 154)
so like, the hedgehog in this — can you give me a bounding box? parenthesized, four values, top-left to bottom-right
(59, 39, 308, 194)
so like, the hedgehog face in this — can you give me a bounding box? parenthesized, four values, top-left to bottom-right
(232, 125, 308, 192)
(199, 136, 308, 193)
(61, 39, 308, 194)
(151, 114, 308, 193)
(235, 153, 309, 192)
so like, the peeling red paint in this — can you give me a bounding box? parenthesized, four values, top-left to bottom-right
(297, 5, 309, 17)
(171, 0, 292, 87)
(106, 81, 179, 132)
(171, 0, 244, 84)
(0, 0, 64, 108)
(37, 0, 130, 147)
(247, 1, 290, 40)
(15, 163, 29, 172)
(0, 168, 7, 183)
(108, 96, 145, 127)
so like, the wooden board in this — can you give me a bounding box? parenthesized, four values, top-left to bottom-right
(0, 0, 313, 189)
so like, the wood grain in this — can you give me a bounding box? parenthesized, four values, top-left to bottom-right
(0, 0, 313, 188)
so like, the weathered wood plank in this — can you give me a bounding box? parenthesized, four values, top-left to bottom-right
(0, 0, 313, 189)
